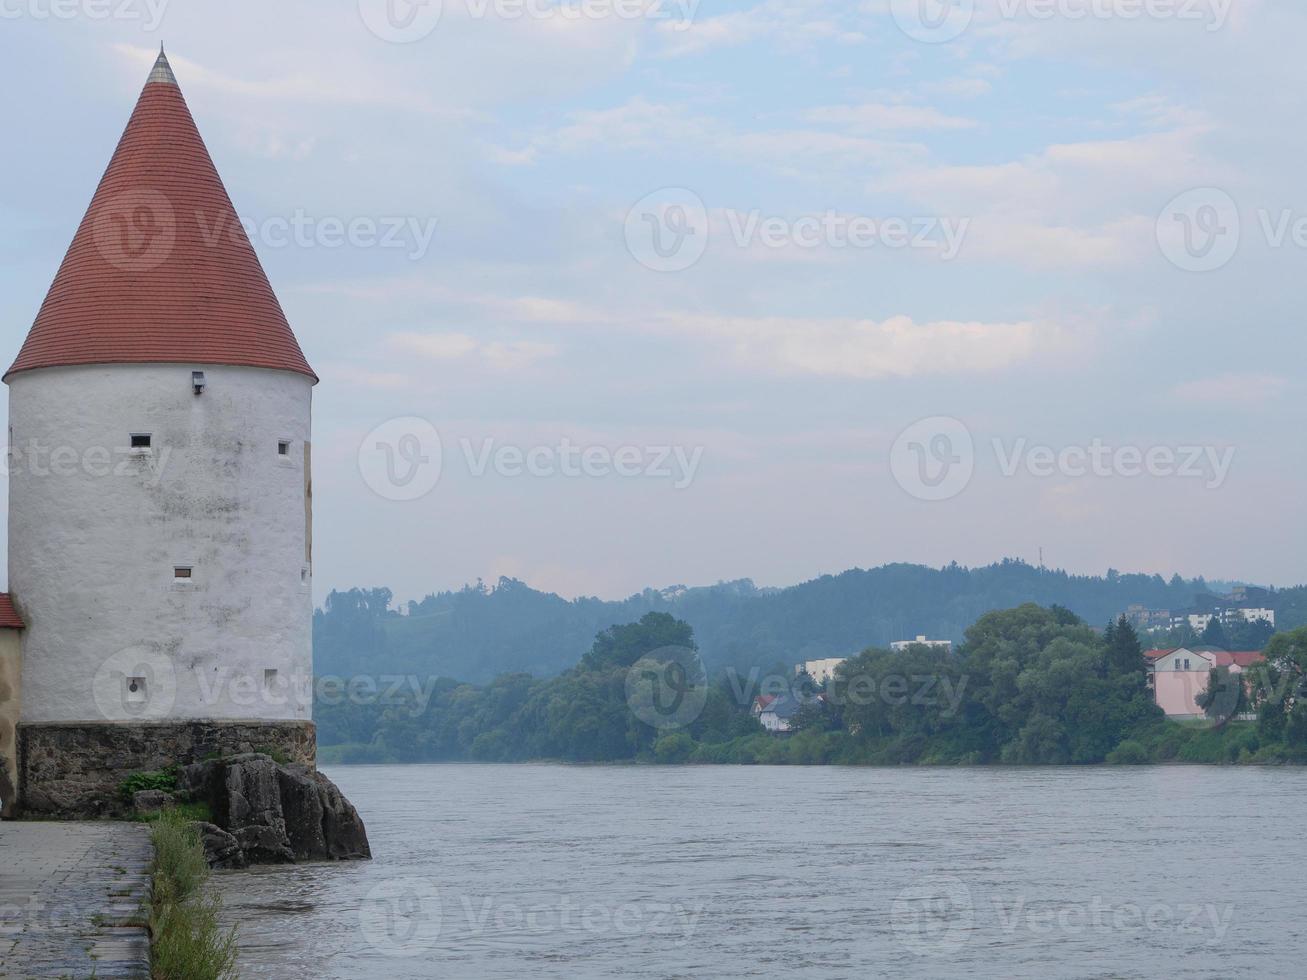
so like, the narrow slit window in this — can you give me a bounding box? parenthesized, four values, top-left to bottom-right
(130, 433, 152, 450)
(264, 669, 278, 691)
(173, 566, 193, 580)
(278, 440, 291, 457)
(300, 567, 310, 584)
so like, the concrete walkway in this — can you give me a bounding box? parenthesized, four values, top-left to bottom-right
(0, 822, 151, 979)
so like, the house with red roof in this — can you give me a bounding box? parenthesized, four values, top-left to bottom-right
(1145, 647, 1265, 719)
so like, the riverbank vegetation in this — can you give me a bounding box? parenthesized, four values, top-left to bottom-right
(147, 811, 237, 980)
(317, 606, 1307, 768)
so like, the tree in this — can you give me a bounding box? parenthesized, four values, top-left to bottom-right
(1201, 616, 1230, 650)
(580, 612, 696, 672)
(1195, 666, 1244, 726)
(1104, 615, 1146, 678)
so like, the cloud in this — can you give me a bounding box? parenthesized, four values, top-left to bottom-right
(387, 331, 558, 369)
(656, 0, 866, 57)
(806, 103, 978, 131)
(1168, 373, 1288, 410)
(493, 97, 927, 173)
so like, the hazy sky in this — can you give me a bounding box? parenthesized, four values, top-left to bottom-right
(1, 0, 1303, 604)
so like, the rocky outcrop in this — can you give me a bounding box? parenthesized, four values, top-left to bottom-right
(195, 821, 247, 870)
(177, 753, 370, 866)
(18, 720, 316, 818)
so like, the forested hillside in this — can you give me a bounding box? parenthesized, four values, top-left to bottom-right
(313, 560, 1307, 683)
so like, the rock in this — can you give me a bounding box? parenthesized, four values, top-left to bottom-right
(131, 789, 175, 813)
(193, 822, 247, 870)
(180, 753, 370, 867)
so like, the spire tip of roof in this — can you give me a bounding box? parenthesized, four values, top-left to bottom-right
(147, 46, 177, 87)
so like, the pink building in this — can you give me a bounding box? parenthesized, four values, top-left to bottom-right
(1145, 648, 1265, 719)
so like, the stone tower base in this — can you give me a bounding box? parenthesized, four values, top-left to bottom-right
(17, 720, 316, 819)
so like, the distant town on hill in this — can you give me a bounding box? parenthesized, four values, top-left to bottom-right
(313, 560, 1307, 684)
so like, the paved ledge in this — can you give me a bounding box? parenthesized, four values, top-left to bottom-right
(0, 822, 151, 979)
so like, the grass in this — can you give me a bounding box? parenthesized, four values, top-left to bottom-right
(131, 800, 214, 825)
(147, 811, 238, 980)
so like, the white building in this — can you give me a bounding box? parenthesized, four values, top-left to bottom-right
(890, 635, 953, 653)
(1, 51, 318, 816)
(795, 658, 846, 685)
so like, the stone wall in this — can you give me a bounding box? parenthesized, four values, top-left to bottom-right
(17, 720, 315, 818)
(0, 630, 21, 818)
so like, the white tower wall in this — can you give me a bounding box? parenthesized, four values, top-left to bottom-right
(8, 363, 313, 725)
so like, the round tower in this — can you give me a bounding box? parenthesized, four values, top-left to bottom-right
(7, 51, 318, 815)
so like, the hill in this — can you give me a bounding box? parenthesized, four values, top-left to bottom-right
(312, 560, 1307, 684)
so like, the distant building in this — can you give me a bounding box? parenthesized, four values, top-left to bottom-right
(795, 658, 846, 685)
(890, 635, 953, 654)
(752, 694, 821, 734)
(1145, 647, 1265, 719)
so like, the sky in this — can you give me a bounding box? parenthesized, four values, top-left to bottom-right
(0, 0, 1303, 604)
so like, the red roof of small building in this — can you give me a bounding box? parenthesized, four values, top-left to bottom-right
(1144, 649, 1176, 660)
(6, 51, 315, 383)
(1213, 651, 1265, 668)
(0, 595, 24, 630)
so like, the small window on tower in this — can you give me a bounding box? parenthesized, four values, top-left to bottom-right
(130, 433, 152, 450)
(174, 566, 192, 580)
(126, 676, 148, 703)
(300, 567, 309, 584)
(278, 440, 291, 457)
(264, 669, 279, 692)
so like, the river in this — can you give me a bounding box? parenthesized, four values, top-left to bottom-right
(214, 764, 1307, 978)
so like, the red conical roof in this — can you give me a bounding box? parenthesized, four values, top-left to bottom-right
(7, 51, 316, 382)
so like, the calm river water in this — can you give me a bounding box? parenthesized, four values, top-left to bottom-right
(215, 764, 1307, 978)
